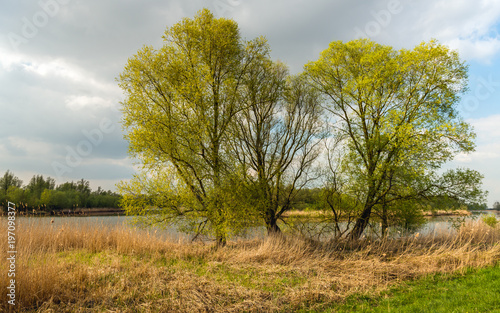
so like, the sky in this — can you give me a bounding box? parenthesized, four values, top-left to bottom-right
(0, 0, 499, 206)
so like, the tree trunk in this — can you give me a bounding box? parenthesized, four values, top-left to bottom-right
(350, 184, 378, 240)
(265, 208, 281, 235)
(349, 203, 373, 240)
(266, 218, 281, 235)
(381, 205, 388, 238)
(216, 234, 227, 247)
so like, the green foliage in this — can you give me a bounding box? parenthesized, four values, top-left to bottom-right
(305, 38, 484, 239)
(118, 9, 271, 243)
(292, 188, 324, 211)
(117, 12, 488, 241)
(0, 170, 22, 193)
(449, 216, 469, 231)
(6, 185, 27, 207)
(41, 189, 80, 210)
(0, 170, 121, 212)
(377, 201, 427, 234)
(493, 201, 500, 210)
(26, 175, 56, 206)
(468, 202, 488, 210)
(482, 214, 499, 228)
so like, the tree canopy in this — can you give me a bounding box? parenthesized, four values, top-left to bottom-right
(305, 39, 484, 239)
(117, 9, 487, 243)
(118, 9, 275, 245)
(232, 59, 324, 233)
(0, 170, 121, 212)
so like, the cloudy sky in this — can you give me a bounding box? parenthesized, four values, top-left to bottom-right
(1, 0, 500, 206)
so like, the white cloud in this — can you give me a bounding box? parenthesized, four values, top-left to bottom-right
(408, 0, 500, 62)
(0, 48, 23, 71)
(448, 38, 500, 62)
(453, 115, 500, 162)
(450, 114, 500, 205)
(7, 137, 54, 157)
(468, 114, 500, 140)
(65, 95, 113, 110)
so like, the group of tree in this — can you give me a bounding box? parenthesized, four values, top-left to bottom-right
(117, 9, 487, 246)
(0, 170, 121, 212)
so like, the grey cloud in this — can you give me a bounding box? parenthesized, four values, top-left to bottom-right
(0, 0, 499, 195)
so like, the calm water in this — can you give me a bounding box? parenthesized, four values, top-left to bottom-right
(3, 210, 499, 241)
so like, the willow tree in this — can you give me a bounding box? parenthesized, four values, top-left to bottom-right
(305, 39, 478, 240)
(117, 9, 267, 246)
(232, 56, 324, 234)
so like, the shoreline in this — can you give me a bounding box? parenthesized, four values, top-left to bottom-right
(2, 208, 497, 218)
(0, 207, 124, 217)
(282, 208, 489, 219)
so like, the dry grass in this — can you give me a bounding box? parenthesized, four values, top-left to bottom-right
(283, 208, 471, 219)
(1, 218, 500, 312)
(422, 209, 472, 217)
(281, 209, 332, 218)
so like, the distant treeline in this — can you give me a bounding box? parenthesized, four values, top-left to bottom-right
(0, 170, 121, 212)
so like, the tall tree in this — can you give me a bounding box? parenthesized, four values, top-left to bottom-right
(118, 9, 268, 246)
(232, 57, 324, 234)
(0, 170, 23, 193)
(305, 39, 478, 239)
(26, 175, 56, 198)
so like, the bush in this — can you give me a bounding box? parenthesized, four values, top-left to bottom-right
(481, 214, 498, 228)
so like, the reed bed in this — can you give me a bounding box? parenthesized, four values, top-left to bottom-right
(1, 218, 499, 312)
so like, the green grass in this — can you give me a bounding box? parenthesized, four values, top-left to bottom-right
(333, 265, 500, 313)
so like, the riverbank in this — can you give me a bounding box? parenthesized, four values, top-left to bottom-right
(1, 219, 499, 312)
(0, 207, 124, 217)
(282, 208, 475, 219)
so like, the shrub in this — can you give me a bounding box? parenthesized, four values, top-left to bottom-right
(481, 214, 498, 228)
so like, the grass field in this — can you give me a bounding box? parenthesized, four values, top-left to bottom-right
(1, 218, 499, 312)
(334, 265, 500, 312)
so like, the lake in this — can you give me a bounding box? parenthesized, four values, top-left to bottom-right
(3, 210, 500, 242)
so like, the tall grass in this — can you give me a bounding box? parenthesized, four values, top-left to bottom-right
(1, 218, 499, 312)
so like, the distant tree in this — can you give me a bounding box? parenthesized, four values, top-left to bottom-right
(88, 193, 122, 208)
(26, 175, 56, 203)
(0, 170, 23, 193)
(41, 189, 79, 210)
(76, 179, 91, 194)
(57, 181, 77, 192)
(76, 179, 91, 207)
(494, 201, 500, 210)
(467, 202, 488, 210)
(93, 186, 104, 195)
(6, 186, 27, 210)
